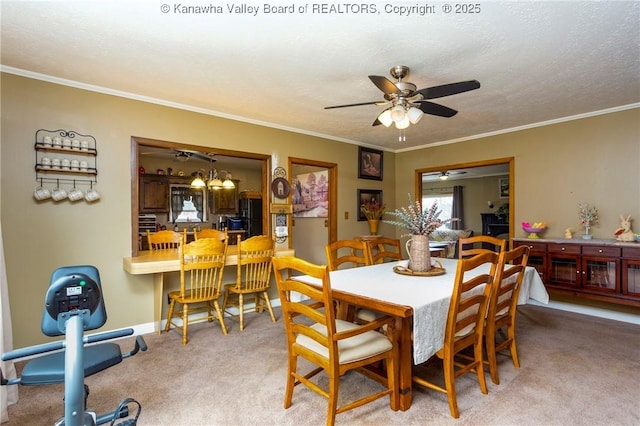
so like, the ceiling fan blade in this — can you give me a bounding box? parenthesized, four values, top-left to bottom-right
(369, 75, 401, 95)
(417, 80, 481, 99)
(372, 118, 382, 126)
(417, 101, 458, 117)
(324, 101, 382, 109)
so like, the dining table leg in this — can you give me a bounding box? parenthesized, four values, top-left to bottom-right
(153, 272, 164, 334)
(396, 315, 413, 411)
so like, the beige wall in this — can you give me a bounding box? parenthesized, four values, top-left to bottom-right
(396, 109, 640, 239)
(0, 73, 394, 347)
(1, 72, 638, 347)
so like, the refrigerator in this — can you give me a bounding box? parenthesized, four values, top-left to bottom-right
(239, 193, 262, 238)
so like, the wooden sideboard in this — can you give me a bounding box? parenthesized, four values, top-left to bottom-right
(513, 237, 640, 307)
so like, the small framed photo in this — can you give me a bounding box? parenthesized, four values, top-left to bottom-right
(357, 189, 382, 221)
(499, 177, 509, 199)
(358, 146, 383, 180)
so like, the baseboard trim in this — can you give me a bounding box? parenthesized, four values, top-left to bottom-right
(528, 299, 640, 325)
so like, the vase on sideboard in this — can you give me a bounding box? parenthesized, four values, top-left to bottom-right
(367, 219, 379, 235)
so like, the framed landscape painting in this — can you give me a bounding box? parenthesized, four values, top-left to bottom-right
(358, 146, 383, 180)
(499, 177, 509, 199)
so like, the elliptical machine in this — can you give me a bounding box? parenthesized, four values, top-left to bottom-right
(1, 265, 147, 425)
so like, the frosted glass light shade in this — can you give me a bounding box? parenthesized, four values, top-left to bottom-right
(390, 105, 406, 123)
(377, 109, 393, 127)
(395, 115, 410, 129)
(407, 107, 424, 124)
(190, 177, 206, 188)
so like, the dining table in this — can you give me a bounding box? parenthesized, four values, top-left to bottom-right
(123, 245, 295, 333)
(293, 257, 549, 411)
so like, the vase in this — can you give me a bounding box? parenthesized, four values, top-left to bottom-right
(367, 219, 379, 235)
(581, 234, 592, 240)
(406, 234, 431, 272)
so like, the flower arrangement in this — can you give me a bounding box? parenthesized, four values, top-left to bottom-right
(360, 197, 386, 220)
(384, 193, 454, 236)
(578, 202, 598, 236)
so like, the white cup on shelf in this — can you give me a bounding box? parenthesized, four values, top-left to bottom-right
(43, 136, 53, 147)
(85, 187, 101, 202)
(81, 140, 90, 151)
(51, 158, 61, 169)
(52, 136, 62, 148)
(71, 139, 80, 150)
(79, 160, 88, 172)
(71, 159, 80, 170)
(51, 186, 68, 201)
(34, 186, 51, 201)
(68, 187, 84, 202)
(61, 158, 71, 170)
(62, 138, 72, 149)
(41, 157, 52, 168)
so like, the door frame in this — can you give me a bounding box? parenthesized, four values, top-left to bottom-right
(414, 157, 514, 245)
(288, 157, 337, 245)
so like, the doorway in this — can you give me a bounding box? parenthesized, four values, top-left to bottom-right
(415, 157, 514, 244)
(289, 157, 337, 265)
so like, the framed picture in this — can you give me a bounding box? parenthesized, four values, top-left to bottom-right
(357, 189, 382, 221)
(499, 177, 509, 199)
(358, 146, 383, 180)
(292, 170, 329, 218)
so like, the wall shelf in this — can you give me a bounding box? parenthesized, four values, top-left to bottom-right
(34, 129, 98, 185)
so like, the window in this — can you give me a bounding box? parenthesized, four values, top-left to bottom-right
(422, 194, 453, 223)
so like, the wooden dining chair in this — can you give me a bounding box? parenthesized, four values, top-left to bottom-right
(164, 237, 229, 344)
(485, 245, 530, 385)
(146, 229, 184, 251)
(272, 256, 398, 426)
(458, 235, 506, 259)
(194, 228, 227, 242)
(412, 251, 498, 419)
(222, 235, 276, 331)
(325, 239, 372, 271)
(367, 237, 403, 264)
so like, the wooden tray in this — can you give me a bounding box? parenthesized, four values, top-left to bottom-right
(393, 261, 446, 277)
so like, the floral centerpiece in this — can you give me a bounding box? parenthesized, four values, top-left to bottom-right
(360, 198, 385, 235)
(578, 202, 598, 239)
(384, 194, 455, 272)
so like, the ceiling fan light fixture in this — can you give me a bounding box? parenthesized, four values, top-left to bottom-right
(439, 171, 449, 180)
(395, 115, 410, 129)
(407, 107, 424, 124)
(390, 104, 406, 123)
(378, 109, 393, 127)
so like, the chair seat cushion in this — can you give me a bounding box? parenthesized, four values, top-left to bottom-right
(297, 319, 392, 364)
(21, 343, 123, 386)
(355, 308, 383, 323)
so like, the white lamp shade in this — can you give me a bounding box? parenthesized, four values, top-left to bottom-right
(377, 109, 393, 127)
(395, 115, 410, 129)
(222, 178, 235, 189)
(407, 107, 424, 124)
(190, 177, 206, 188)
(390, 104, 406, 123)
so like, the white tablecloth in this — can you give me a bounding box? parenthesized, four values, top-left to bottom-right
(296, 257, 548, 364)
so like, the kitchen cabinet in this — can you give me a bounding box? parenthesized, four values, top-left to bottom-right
(211, 180, 239, 214)
(140, 175, 169, 213)
(513, 238, 639, 307)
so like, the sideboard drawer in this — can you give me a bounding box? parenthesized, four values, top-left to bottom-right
(622, 246, 640, 259)
(582, 246, 621, 257)
(515, 241, 546, 252)
(548, 243, 581, 254)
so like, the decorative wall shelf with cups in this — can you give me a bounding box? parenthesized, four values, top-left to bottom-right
(33, 129, 101, 203)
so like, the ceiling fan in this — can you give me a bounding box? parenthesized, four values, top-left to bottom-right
(424, 170, 468, 180)
(139, 148, 215, 163)
(324, 65, 480, 129)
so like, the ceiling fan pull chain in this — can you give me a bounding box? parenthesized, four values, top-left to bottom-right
(398, 129, 406, 143)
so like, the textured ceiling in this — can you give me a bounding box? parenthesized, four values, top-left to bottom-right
(1, 1, 639, 152)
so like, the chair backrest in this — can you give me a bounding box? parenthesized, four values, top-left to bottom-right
(458, 235, 507, 259)
(325, 239, 372, 271)
(234, 235, 275, 291)
(194, 228, 228, 242)
(179, 237, 228, 298)
(147, 230, 183, 251)
(488, 245, 530, 323)
(368, 237, 403, 264)
(272, 256, 337, 358)
(446, 251, 498, 343)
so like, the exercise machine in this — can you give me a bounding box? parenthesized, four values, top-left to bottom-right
(1, 265, 147, 425)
